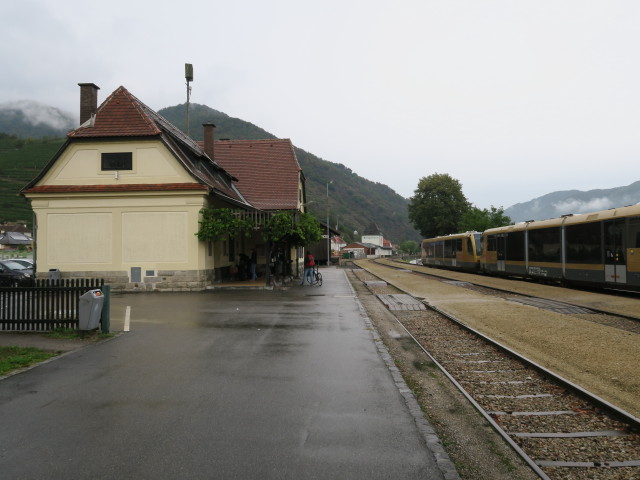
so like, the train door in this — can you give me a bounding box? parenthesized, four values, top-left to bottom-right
(604, 219, 627, 284)
(496, 235, 506, 272)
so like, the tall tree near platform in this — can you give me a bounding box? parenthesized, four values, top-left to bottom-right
(458, 205, 511, 232)
(408, 173, 470, 238)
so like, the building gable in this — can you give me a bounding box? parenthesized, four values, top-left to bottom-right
(22, 85, 249, 208)
(31, 140, 195, 189)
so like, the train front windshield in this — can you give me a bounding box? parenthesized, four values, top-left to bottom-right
(473, 233, 483, 256)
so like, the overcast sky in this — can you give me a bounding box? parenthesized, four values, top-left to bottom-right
(2, 0, 639, 209)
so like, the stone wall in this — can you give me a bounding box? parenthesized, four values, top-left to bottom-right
(36, 269, 213, 292)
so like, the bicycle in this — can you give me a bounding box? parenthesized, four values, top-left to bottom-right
(311, 264, 323, 286)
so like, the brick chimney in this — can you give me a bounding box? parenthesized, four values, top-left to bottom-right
(78, 83, 100, 125)
(203, 123, 216, 160)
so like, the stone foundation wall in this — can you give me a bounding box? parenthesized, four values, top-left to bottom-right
(36, 269, 213, 292)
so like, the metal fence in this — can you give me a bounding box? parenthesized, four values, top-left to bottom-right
(0, 278, 105, 332)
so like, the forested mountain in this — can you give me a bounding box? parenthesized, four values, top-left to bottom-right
(0, 134, 63, 224)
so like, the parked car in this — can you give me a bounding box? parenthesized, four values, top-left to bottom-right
(0, 260, 34, 286)
(9, 258, 34, 269)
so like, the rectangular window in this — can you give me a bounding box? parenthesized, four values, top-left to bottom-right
(101, 152, 132, 170)
(473, 233, 483, 256)
(528, 227, 561, 263)
(506, 231, 525, 261)
(628, 217, 640, 249)
(487, 236, 496, 252)
(443, 240, 454, 258)
(566, 222, 602, 264)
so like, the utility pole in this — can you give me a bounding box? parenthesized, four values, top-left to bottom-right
(185, 63, 193, 136)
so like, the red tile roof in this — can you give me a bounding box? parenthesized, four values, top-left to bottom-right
(201, 139, 302, 211)
(68, 86, 162, 138)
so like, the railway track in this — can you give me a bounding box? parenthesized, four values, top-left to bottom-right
(352, 265, 640, 480)
(377, 259, 640, 332)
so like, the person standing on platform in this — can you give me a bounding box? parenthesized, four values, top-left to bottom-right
(301, 252, 315, 286)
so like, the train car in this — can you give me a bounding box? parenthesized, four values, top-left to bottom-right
(421, 232, 482, 272)
(481, 204, 640, 290)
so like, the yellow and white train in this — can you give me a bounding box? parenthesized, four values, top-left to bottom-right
(421, 204, 640, 290)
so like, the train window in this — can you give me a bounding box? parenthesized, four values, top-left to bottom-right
(466, 237, 473, 254)
(473, 233, 483, 255)
(628, 217, 640, 249)
(455, 239, 463, 252)
(566, 222, 601, 264)
(487, 235, 496, 252)
(528, 227, 561, 263)
(443, 240, 454, 258)
(506, 231, 525, 261)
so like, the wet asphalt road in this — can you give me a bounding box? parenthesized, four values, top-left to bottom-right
(0, 268, 445, 479)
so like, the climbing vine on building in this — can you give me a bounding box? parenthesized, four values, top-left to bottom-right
(196, 208, 255, 242)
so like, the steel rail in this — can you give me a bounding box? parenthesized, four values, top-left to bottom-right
(380, 258, 640, 323)
(356, 260, 640, 478)
(425, 302, 640, 433)
(384, 300, 551, 479)
(366, 259, 640, 430)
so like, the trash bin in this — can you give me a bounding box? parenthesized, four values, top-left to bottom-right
(49, 268, 61, 281)
(78, 289, 104, 330)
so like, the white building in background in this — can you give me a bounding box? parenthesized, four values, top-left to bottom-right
(360, 222, 393, 257)
(331, 236, 346, 253)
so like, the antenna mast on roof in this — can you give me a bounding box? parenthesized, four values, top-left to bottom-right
(185, 63, 194, 136)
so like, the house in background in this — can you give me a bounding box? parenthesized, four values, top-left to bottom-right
(331, 236, 346, 253)
(0, 231, 32, 251)
(1, 222, 32, 237)
(21, 83, 254, 291)
(360, 221, 393, 257)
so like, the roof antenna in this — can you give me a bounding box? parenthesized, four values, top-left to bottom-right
(185, 63, 194, 136)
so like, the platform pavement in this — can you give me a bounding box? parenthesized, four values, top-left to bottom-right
(0, 266, 458, 479)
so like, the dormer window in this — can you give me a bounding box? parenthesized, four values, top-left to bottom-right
(101, 152, 132, 171)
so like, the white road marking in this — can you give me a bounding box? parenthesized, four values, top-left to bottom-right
(124, 306, 131, 332)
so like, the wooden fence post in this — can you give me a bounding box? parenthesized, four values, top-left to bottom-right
(101, 284, 111, 334)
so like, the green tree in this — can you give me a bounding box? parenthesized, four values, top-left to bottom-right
(263, 211, 322, 247)
(458, 205, 511, 232)
(398, 240, 419, 255)
(407, 173, 470, 238)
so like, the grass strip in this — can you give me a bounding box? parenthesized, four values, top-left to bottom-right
(0, 346, 58, 376)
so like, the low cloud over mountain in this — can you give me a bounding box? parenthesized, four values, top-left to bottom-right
(506, 181, 640, 222)
(0, 100, 75, 137)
